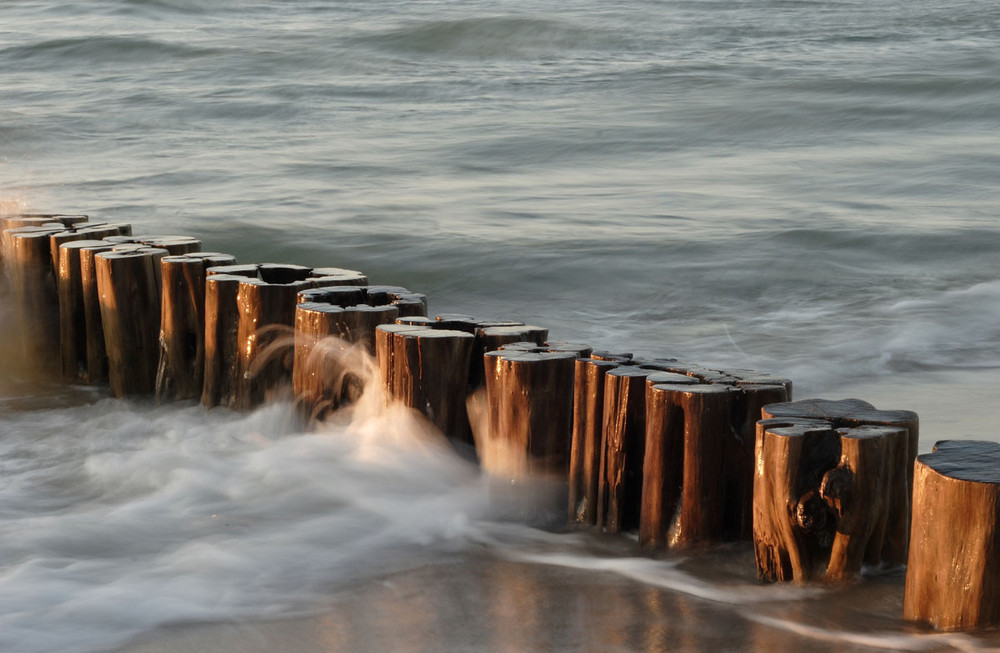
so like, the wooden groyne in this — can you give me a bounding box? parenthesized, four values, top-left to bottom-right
(2, 211, 994, 631)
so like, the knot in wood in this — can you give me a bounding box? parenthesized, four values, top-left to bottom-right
(794, 489, 831, 534)
(819, 465, 853, 517)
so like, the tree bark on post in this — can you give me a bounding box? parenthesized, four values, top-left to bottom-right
(156, 252, 237, 403)
(904, 440, 1000, 630)
(95, 248, 169, 397)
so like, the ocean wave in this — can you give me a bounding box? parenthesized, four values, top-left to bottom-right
(0, 36, 223, 70)
(354, 15, 624, 60)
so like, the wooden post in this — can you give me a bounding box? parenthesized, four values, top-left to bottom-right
(78, 242, 122, 383)
(471, 325, 548, 389)
(294, 302, 399, 422)
(823, 425, 906, 582)
(202, 274, 249, 408)
(598, 367, 654, 533)
(156, 252, 238, 403)
(95, 248, 169, 397)
(482, 349, 577, 477)
(136, 235, 202, 256)
(308, 267, 368, 287)
(234, 276, 312, 410)
(725, 383, 790, 540)
(568, 357, 621, 524)
(6, 226, 68, 372)
(640, 383, 734, 549)
(752, 418, 839, 583)
(297, 286, 366, 307)
(761, 398, 918, 566)
(56, 239, 116, 381)
(375, 324, 474, 444)
(904, 440, 1000, 630)
(49, 223, 131, 273)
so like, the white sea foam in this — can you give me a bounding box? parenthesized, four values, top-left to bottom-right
(0, 395, 487, 653)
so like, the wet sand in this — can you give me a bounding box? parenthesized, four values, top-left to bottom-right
(115, 545, 995, 653)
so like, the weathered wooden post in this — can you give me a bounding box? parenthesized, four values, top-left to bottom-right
(95, 247, 169, 397)
(375, 324, 475, 444)
(903, 440, 1000, 630)
(482, 349, 578, 477)
(294, 302, 398, 421)
(156, 252, 238, 402)
(297, 286, 366, 307)
(597, 366, 655, 533)
(136, 235, 202, 256)
(824, 425, 906, 581)
(49, 223, 131, 273)
(78, 242, 121, 383)
(568, 357, 622, 524)
(761, 398, 918, 566)
(725, 383, 790, 540)
(5, 226, 70, 372)
(234, 274, 312, 410)
(752, 413, 911, 583)
(57, 239, 116, 381)
(640, 383, 734, 549)
(202, 271, 256, 409)
(752, 418, 839, 583)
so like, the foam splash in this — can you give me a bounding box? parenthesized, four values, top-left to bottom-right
(0, 395, 486, 653)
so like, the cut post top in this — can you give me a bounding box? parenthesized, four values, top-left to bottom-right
(919, 440, 1000, 484)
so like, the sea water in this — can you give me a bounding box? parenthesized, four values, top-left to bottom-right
(1, 0, 999, 651)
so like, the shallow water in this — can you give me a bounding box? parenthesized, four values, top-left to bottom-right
(2, 0, 1000, 650)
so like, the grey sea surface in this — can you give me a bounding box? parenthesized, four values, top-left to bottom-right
(1, 0, 999, 651)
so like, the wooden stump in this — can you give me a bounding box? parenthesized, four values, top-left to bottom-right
(297, 286, 366, 307)
(78, 243, 122, 383)
(202, 274, 248, 408)
(824, 425, 906, 581)
(904, 440, 1000, 630)
(482, 349, 577, 476)
(234, 276, 312, 410)
(56, 239, 116, 382)
(95, 248, 169, 397)
(725, 383, 790, 540)
(762, 398, 918, 566)
(752, 418, 839, 582)
(308, 267, 368, 287)
(136, 235, 202, 256)
(294, 302, 399, 422)
(49, 223, 131, 273)
(375, 324, 474, 444)
(640, 383, 734, 549)
(0, 214, 88, 232)
(568, 357, 621, 524)
(471, 325, 548, 389)
(155, 252, 238, 403)
(598, 367, 654, 533)
(6, 226, 69, 372)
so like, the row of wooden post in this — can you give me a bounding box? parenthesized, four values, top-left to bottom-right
(1, 212, 997, 632)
